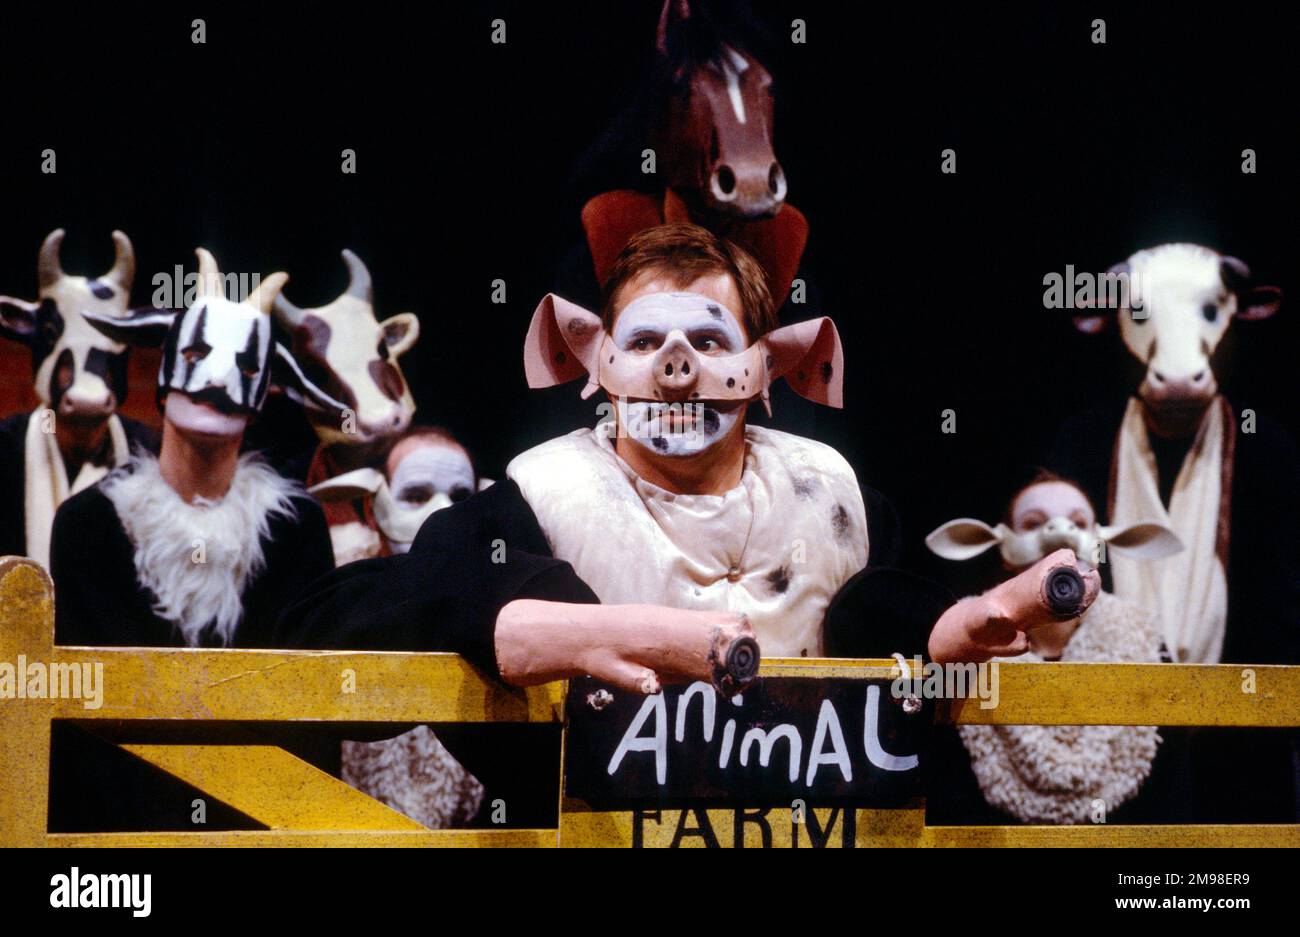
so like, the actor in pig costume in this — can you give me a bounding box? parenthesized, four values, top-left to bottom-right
(925, 474, 1183, 824)
(277, 225, 1099, 823)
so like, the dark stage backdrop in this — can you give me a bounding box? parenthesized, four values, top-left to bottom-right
(2, 2, 1295, 585)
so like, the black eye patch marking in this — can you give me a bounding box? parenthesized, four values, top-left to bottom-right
(765, 565, 792, 594)
(236, 321, 262, 404)
(47, 348, 75, 407)
(31, 299, 65, 370)
(85, 346, 130, 406)
(87, 280, 115, 301)
(831, 503, 851, 540)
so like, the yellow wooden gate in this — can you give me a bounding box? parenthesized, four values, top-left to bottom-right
(2, 556, 1297, 847)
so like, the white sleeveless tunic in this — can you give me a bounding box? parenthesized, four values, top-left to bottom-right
(507, 424, 869, 658)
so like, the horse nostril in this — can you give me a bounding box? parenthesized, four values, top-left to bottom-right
(715, 165, 736, 195)
(768, 162, 784, 194)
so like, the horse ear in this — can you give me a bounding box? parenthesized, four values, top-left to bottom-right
(523, 293, 605, 399)
(1097, 521, 1183, 561)
(272, 342, 349, 416)
(925, 519, 1006, 561)
(763, 317, 844, 407)
(83, 306, 177, 347)
(0, 297, 40, 344)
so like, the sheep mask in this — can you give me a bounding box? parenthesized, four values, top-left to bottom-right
(927, 480, 1183, 569)
(84, 248, 347, 420)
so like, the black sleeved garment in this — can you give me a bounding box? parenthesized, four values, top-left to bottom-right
(0, 411, 159, 559)
(51, 484, 334, 648)
(275, 475, 938, 668)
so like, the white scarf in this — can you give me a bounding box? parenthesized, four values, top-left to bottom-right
(508, 423, 869, 658)
(959, 592, 1162, 824)
(100, 451, 300, 646)
(23, 407, 129, 569)
(1110, 397, 1230, 663)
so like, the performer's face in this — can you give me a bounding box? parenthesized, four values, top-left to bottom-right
(609, 272, 749, 457)
(382, 434, 476, 553)
(1010, 482, 1095, 534)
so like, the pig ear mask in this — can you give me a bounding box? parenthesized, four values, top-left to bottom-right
(522, 292, 844, 416)
(926, 517, 1183, 569)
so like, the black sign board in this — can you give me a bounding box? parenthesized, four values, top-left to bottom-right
(564, 676, 931, 809)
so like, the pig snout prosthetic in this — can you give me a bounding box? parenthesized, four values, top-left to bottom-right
(928, 550, 1101, 663)
(494, 601, 761, 695)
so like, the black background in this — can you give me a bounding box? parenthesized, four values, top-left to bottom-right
(2, 1, 1295, 584)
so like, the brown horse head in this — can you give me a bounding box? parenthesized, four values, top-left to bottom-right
(650, 0, 786, 222)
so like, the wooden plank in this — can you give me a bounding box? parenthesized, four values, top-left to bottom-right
(120, 744, 426, 831)
(46, 829, 558, 847)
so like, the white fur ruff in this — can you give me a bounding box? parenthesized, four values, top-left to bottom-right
(101, 451, 300, 646)
(958, 592, 1162, 824)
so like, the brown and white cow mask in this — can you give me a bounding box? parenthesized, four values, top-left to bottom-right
(927, 480, 1183, 571)
(0, 228, 135, 420)
(273, 250, 419, 447)
(1073, 244, 1282, 421)
(526, 291, 842, 455)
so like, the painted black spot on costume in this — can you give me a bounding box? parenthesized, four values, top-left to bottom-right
(651, 435, 669, 451)
(556, 351, 566, 364)
(87, 280, 114, 301)
(831, 503, 851, 539)
(702, 408, 720, 435)
(566, 319, 593, 336)
(792, 476, 816, 499)
(47, 348, 74, 407)
(726, 377, 735, 388)
(821, 361, 833, 384)
(766, 565, 792, 594)
(609, 355, 614, 364)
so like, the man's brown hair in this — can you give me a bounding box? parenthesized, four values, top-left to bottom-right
(600, 223, 777, 340)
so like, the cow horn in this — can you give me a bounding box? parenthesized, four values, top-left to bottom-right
(106, 230, 135, 290)
(38, 229, 67, 289)
(272, 292, 306, 328)
(247, 272, 289, 315)
(195, 248, 224, 300)
(341, 249, 373, 303)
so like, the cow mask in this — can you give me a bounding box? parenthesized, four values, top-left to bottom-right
(85, 248, 347, 435)
(0, 228, 135, 417)
(525, 291, 842, 454)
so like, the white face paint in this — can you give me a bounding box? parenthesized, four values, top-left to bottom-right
(383, 439, 476, 553)
(610, 291, 749, 458)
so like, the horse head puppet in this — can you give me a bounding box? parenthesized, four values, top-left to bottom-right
(0, 229, 136, 421)
(651, 0, 786, 221)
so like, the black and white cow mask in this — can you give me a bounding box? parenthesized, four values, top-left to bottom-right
(85, 248, 348, 424)
(0, 228, 135, 417)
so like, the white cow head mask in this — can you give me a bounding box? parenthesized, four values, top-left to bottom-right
(1073, 244, 1282, 426)
(927, 479, 1183, 570)
(85, 248, 347, 437)
(0, 228, 135, 420)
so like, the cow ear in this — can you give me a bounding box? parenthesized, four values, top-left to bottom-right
(0, 296, 40, 344)
(762, 317, 844, 407)
(1237, 285, 1282, 321)
(523, 293, 605, 398)
(83, 306, 177, 347)
(272, 342, 349, 416)
(925, 519, 1006, 561)
(1072, 261, 1126, 333)
(381, 312, 420, 356)
(1097, 521, 1183, 561)
(308, 467, 386, 503)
